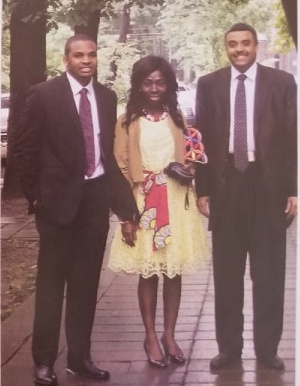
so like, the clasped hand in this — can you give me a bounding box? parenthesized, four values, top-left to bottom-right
(121, 221, 138, 247)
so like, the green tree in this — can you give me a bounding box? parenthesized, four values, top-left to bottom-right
(1, 3, 11, 92)
(273, 0, 295, 53)
(95, 1, 164, 101)
(158, 0, 281, 79)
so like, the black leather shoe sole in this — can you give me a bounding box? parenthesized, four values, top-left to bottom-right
(210, 353, 241, 370)
(66, 362, 110, 381)
(34, 365, 58, 386)
(34, 380, 57, 386)
(257, 355, 285, 370)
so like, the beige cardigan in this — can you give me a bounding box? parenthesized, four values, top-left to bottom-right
(114, 114, 186, 187)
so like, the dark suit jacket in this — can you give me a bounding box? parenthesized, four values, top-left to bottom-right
(15, 73, 138, 225)
(195, 64, 297, 231)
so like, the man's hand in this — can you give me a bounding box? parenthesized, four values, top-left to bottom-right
(121, 221, 138, 247)
(197, 196, 210, 218)
(285, 196, 297, 220)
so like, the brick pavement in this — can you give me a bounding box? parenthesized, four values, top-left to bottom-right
(1, 214, 298, 385)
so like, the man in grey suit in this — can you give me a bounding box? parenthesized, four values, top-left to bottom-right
(15, 35, 139, 385)
(195, 23, 297, 371)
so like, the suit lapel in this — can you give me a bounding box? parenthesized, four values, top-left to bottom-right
(94, 83, 104, 131)
(217, 67, 231, 136)
(93, 82, 110, 156)
(57, 73, 82, 134)
(254, 64, 270, 139)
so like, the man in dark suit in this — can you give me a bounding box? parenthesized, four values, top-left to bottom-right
(15, 34, 139, 385)
(195, 23, 297, 371)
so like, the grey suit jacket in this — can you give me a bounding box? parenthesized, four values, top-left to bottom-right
(195, 63, 297, 230)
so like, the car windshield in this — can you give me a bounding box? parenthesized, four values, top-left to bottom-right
(178, 86, 189, 91)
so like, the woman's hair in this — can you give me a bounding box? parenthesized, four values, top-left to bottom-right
(123, 55, 185, 130)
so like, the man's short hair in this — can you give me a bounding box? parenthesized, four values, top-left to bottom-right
(225, 23, 258, 45)
(64, 34, 97, 56)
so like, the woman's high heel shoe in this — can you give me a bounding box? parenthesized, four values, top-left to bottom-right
(143, 341, 167, 368)
(161, 337, 186, 365)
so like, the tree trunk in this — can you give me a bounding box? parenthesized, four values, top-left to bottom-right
(108, 1, 133, 84)
(74, 10, 100, 81)
(74, 10, 101, 43)
(118, 1, 133, 43)
(281, 0, 297, 47)
(3, 0, 47, 198)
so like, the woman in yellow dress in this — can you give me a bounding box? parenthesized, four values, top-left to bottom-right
(108, 55, 208, 368)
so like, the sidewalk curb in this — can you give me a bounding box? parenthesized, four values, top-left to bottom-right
(1, 217, 119, 366)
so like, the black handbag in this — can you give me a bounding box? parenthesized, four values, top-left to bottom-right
(163, 162, 194, 186)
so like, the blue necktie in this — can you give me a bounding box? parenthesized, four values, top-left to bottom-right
(234, 74, 248, 172)
(79, 88, 96, 177)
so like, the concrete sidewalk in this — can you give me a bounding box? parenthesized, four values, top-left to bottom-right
(1, 214, 298, 385)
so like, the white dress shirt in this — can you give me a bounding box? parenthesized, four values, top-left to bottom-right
(66, 72, 104, 178)
(229, 62, 257, 162)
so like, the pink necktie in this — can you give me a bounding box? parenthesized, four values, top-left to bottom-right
(79, 88, 96, 177)
(234, 74, 248, 172)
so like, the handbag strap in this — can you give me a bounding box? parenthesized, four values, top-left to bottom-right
(185, 186, 189, 210)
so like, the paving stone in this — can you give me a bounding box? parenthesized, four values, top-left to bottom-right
(1, 217, 297, 386)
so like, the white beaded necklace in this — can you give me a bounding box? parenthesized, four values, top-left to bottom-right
(142, 105, 168, 122)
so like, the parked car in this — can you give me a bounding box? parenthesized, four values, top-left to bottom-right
(177, 84, 196, 126)
(1, 93, 9, 163)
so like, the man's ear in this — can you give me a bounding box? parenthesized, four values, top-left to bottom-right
(63, 55, 68, 68)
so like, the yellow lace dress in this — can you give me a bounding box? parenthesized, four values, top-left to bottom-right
(108, 117, 208, 278)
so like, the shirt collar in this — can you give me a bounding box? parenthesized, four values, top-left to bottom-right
(231, 62, 257, 82)
(66, 71, 94, 95)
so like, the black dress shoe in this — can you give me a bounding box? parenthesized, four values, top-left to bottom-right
(257, 354, 285, 370)
(210, 352, 241, 370)
(34, 365, 58, 386)
(66, 359, 110, 380)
